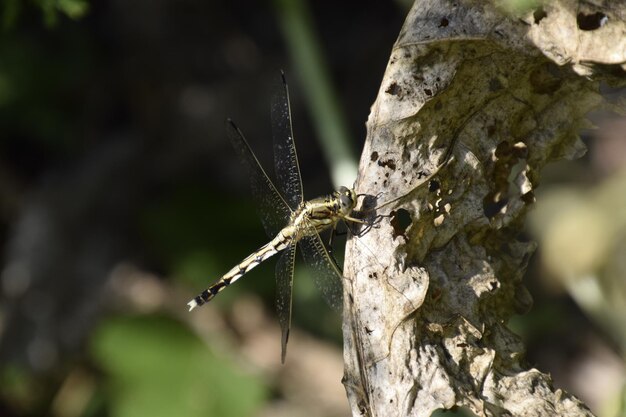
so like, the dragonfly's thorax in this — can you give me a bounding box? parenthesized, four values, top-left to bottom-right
(289, 186, 357, 236)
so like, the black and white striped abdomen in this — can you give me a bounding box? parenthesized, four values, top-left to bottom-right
(187, 227, 295, 311)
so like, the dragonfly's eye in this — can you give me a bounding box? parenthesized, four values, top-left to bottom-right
(338, 186, 349, 193)
(339, 194, 353, 208)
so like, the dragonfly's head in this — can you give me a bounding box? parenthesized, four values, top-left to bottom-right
(335, 186, 357, 215)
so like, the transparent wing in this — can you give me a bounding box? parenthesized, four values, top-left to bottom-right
(298, 225, 344, 311)
(275, 242, 296, 364)
(225, 119, 292, 237)
(271, 71, 304, 211)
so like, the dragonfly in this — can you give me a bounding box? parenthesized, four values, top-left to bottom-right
(187, 71, 365, 362)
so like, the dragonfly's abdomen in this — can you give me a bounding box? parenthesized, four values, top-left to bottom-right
(187, 229, 294, 311)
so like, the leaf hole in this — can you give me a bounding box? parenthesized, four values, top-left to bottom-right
(577, 11, 608, 31)
(483, 192, 508, 219)
(533, 7, 547, 24)
(390, 208, 412, 240)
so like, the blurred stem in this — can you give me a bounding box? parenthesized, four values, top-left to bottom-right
(273, 0, 357, 188)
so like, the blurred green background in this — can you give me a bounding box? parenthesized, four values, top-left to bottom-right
(0, 1, 624, 417)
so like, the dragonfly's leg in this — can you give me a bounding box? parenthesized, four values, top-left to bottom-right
(352, 222, 369, 237)
(367, 211, 395, 233)
(356, 191, 386, 214)
(341, 217, 367, 238)
(328, 225, 337, 248)
(327, 225, 349, 255)
(343, 215, 368, 224)
(342, 211, 386, 237)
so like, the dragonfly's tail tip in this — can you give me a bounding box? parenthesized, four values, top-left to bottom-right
(187, 300, 198, 312)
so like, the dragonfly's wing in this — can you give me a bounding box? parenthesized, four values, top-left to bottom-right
(298, 226, 343, 311)
(275, 242, 296, 364)
(271, 71, 304, 211)
(225, 119, 292, 237)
